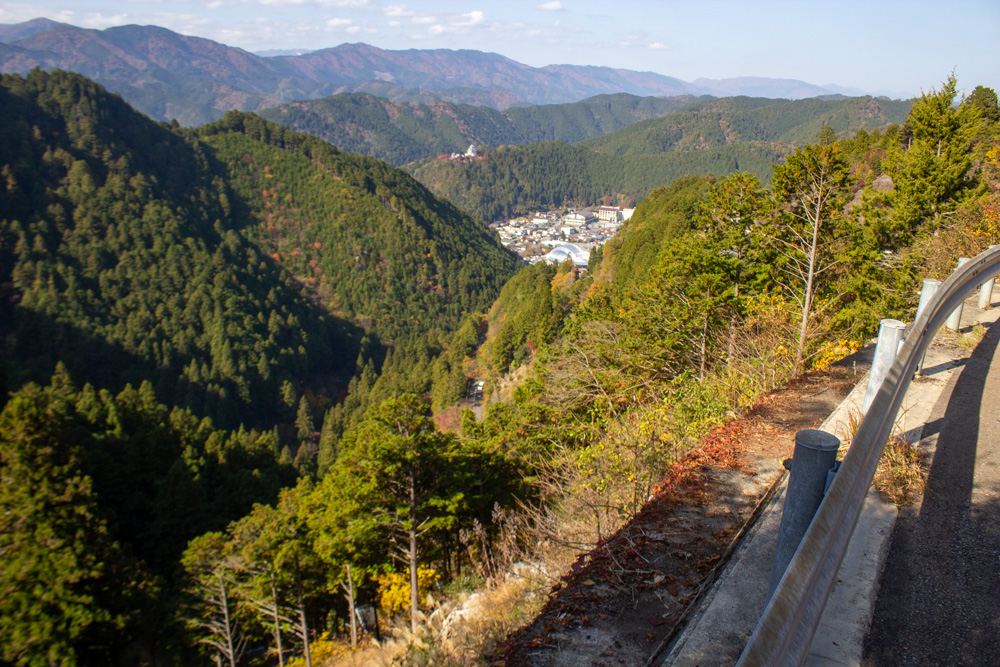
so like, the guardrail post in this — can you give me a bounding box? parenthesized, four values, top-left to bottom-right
(863, 319, 907, 413)
(915, 279, 942, 374)
(945, 258, 970, 330)
(978, 245, 999, 309)
(915, 278, 942, 322)
(768, 429, 841, 596)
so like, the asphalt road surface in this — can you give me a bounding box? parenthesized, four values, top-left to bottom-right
(863, 321, 1000, 666)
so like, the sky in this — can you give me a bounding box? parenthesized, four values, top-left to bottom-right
(1, 0, 997, 99)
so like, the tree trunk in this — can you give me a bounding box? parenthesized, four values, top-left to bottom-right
(699, 313, 708, 381)
(220, 576, 237, 667)
(346, 564, 358, 647)
(270, 574, 284, 667)
(409, 473, 420, 637)
(795, 194, 823, 372)
(296, 570, 312, 667)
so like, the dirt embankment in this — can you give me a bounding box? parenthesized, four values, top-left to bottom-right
(495, 365, 862, 667)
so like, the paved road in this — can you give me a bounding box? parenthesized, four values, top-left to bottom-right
(863, 321, 1000, 666)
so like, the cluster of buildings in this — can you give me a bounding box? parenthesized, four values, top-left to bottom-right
(436, 144, 481, 161)
(493, 205, 635, 265)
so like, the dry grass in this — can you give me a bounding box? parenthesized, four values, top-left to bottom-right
(318, 503, 566, 666)
(839, 406, 928, 507)
(873, 435, 928, 506)
(955, 323, 987, 351)
(320, 569, 550, 666)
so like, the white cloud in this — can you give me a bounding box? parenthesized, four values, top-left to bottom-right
(326, 17, 352, 28)
(414, 9, 503, 37)
(455, 10, 485, 27)
(649, 41, 670, 50)
(254, 0, 369, 7)
(383, 4, 413, 17)
(537, 1, 564, 10)
(78, 13, 133, 29)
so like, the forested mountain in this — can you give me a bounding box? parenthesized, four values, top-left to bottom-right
(195, 112, 519, 345)
(257, 92, 705, 166)
(0, 69, 518, 433)
(406, 96, 910, 222)
(0, 67, 521, 663)
(407, 140, 780, 222)
(1, 63, 996, 667)
(581, 95, 912, 155)
(1, 19, 880, 126)
(0, 70, 350, 430)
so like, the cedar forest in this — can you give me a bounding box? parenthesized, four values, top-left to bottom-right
(1, 68, 999, 666)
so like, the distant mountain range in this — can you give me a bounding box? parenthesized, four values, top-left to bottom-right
(0, 18, 907, 126)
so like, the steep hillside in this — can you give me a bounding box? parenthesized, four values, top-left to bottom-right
(195, 111, 520, 345)
(0, 70, 518, 431)
(595, 175, 716, 291)
(258, 92, 704, 165)
(0, 69, 348, 429)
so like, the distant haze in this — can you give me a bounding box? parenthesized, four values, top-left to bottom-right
(0, 1, 997, 98)
(0, 20, 919, 126)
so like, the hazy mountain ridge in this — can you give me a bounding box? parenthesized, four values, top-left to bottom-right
(692, 76, 839, 99)
(0, 22, 338, 124)
(0, 19, 894, 126)
(0, 16, 66, 41)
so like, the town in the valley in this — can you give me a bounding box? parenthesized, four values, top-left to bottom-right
(492, 203, 634, 267)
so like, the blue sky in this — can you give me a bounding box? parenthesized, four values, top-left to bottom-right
(1, 0, 996, 98)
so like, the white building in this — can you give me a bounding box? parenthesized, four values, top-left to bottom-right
(598, 206, 622, 223)
(563, 209, 597, 226)
(544, 243, 590, 267)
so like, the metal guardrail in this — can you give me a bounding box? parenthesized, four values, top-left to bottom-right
(736, 245, 1000, 667)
